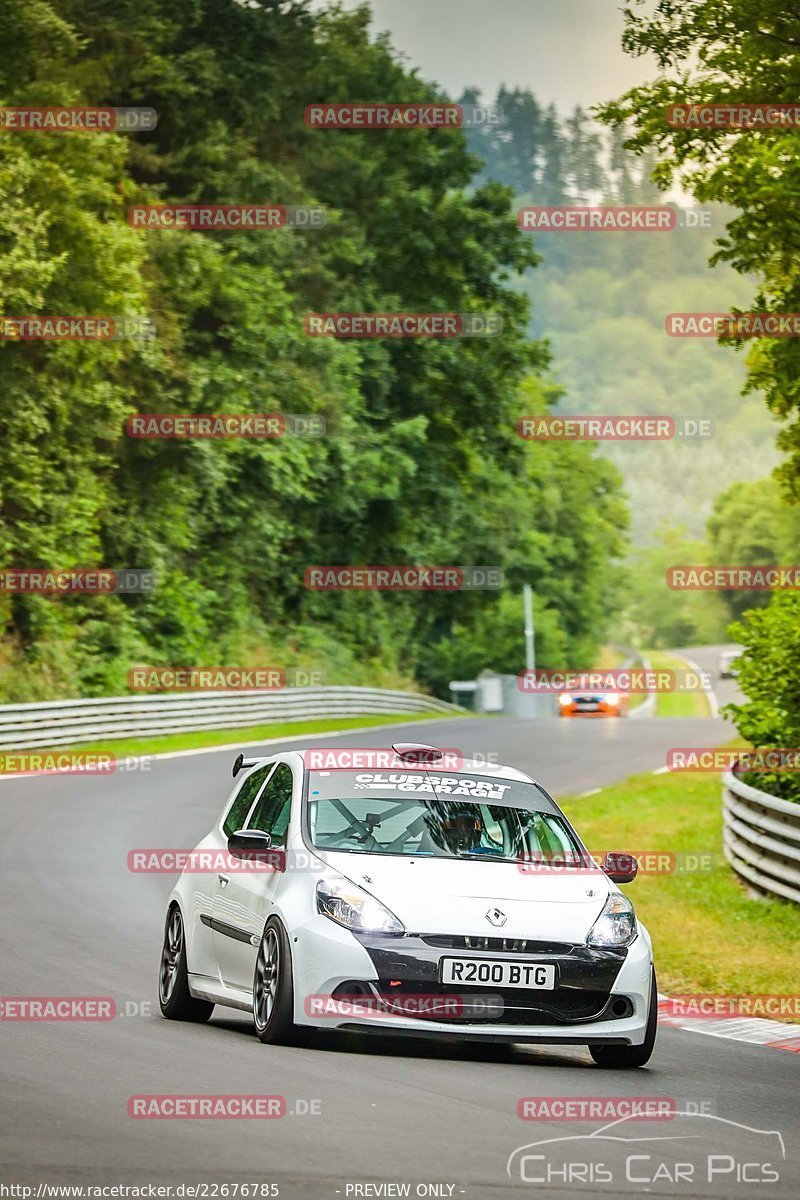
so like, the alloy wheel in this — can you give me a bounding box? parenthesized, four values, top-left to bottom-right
(160, 908, 183, 1003)
(254, 926, 280, 1030)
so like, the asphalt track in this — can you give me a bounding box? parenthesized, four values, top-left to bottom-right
(2, 644, 797, 1198)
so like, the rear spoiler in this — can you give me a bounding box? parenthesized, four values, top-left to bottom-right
(232, 753, 259, 778)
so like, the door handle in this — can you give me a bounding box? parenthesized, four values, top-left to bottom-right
(218, 873, 229, 886)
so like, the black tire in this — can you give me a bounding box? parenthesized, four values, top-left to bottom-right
(253, 917, 298, 1044)
(590, 967, 657, 1069)
(158, 904, 214, 1023)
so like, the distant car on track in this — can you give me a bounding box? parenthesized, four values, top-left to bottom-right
(158, 743, 656, 1067)
(558, 690, 629, 717)
(718, 648, 742, 679)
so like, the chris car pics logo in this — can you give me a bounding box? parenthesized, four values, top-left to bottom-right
(507, 1112, 785, 1188)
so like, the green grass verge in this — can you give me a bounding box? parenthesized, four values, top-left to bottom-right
(648, 649, 711, 718)
(11, 710, 455, 766)
(561, 765, 800, 1000)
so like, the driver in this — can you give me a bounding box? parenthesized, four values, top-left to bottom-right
(441, 809, 484, 854)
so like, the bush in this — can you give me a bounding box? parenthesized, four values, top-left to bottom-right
(725, 593, 800, 802)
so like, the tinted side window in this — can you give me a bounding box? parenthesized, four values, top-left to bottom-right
(223, 766, 272, 836)
(248, 764, 294, 846)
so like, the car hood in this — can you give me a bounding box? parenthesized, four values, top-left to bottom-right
(321, 851, 612, 940)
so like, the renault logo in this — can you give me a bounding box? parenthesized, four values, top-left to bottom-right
(486, 906, 507, 927)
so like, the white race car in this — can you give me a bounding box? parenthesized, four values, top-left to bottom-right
(159, 743, 657, 1068)
(718, 648, 742, 679)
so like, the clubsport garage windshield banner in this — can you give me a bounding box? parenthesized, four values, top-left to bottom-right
(308, 770, 520, 802)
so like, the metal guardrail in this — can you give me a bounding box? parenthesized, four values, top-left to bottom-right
(722, 770, 800, 905)
(0, 687, 462, 751)
(453, 651, 658, 719)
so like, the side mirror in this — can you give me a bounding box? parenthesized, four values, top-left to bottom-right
(601, 851, 638, 884)
(226, 829, 282, 870)
(232, 753, 259, 778)
(228, 828, 271, 852)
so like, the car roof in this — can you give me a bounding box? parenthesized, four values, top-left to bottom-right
(291, 748, 537, 785)
(243, 749, 537, 784)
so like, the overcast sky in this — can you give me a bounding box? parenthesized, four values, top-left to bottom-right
(319, 0, 659, 114)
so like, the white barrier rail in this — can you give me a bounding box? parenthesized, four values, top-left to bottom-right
(0, 687, 462, 751)
(722, 770, 800, 905)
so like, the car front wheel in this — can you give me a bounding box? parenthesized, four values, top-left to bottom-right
(589, 967, 657, 1069)
(253, 917, 298, 1044)
(158, 905, 214, 1023)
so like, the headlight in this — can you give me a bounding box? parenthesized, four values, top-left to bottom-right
(605, 693, 620, 706)
(316, 875, 405, 936)
(586, 892, 637, 947)
(558, 695, 572, 707)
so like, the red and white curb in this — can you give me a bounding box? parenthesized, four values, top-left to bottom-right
(658, 996, 800, 1053)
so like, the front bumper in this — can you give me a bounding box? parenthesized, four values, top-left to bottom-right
(292, 915, 653, 1045)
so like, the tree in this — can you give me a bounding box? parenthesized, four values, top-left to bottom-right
(563, 107, 606, 201)
(608, 124, 637, 203)
(598, 0, 800, 499)
(707, 477, 800, 618)
(0, 0, 630, 699)
(462, 84, 777, 543)
(0, 0, 153, 696)
(622, 528, 728, 647)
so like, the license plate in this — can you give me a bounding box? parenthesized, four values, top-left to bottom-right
(439, 957, 556, 989)
(576, 702, 599, 710)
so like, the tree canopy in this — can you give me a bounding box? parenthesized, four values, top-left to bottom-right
(0, 0, 627, 699)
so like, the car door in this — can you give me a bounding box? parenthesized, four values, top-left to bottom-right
(187, 762, 275, 980)
(212, 759, 296, 992)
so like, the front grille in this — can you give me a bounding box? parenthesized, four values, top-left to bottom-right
(421, 935, 576, 955)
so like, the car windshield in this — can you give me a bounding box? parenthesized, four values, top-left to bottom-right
(306, 770, 585, 863)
